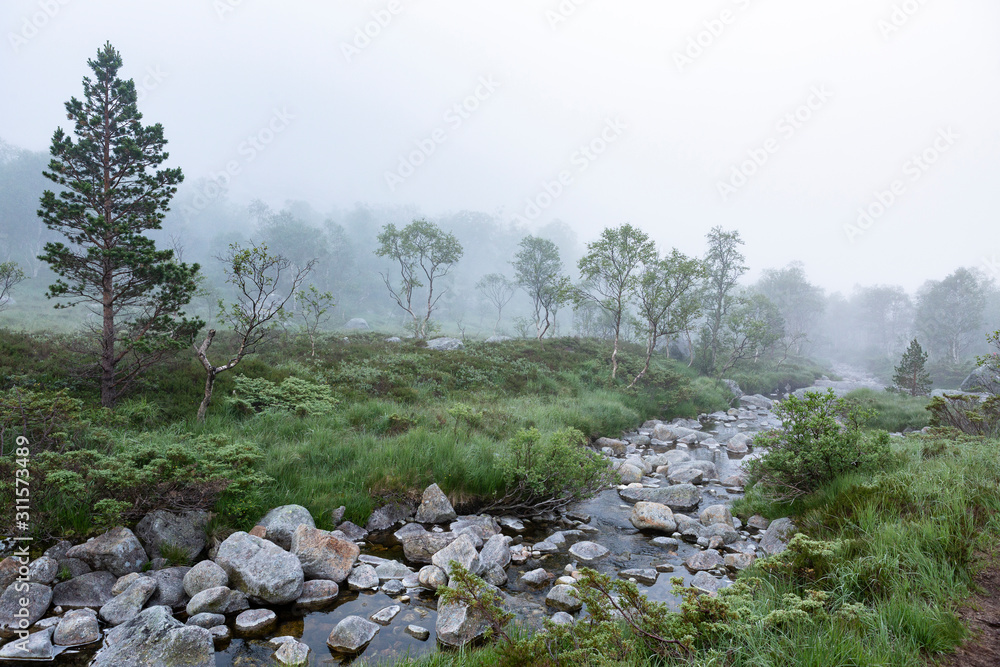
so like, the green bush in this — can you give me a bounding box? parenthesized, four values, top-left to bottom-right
(745, 389, 891, 501)
(230, 374, 339, 416)
(927, 393, 1000, 437)
(0, 387, 90, 454)
(0, 433, 271, 536)
(484, 427, 613, 516)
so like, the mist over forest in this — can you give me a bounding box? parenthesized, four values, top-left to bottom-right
(2, 135, 997, 388)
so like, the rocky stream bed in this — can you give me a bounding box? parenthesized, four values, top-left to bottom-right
(0, 392, 801, 666)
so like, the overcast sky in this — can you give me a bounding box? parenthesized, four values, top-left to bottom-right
(3, 0, 999, 293)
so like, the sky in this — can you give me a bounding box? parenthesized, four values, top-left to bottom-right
(3, 0, 999, 293)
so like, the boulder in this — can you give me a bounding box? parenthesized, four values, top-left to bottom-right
(619, 484, 702, 512)
(183, 560, 228, 598)
(760, 518, 797, 556)
(614, 462, 644, 484)
(545, 584, 582, 612)
(431, 534, 480, 576)
(275, 640, 311, 665)
(186, 613, 225, 629)
(0, 626, 54, 660)
(93, 605, 215, 667)
(27, 556, 59, 585)
(685, 550, 723, 572)
(374, 560, 412, 581)
(961, 365, 1000, 394)
(740, 394, 774, 410)
(414, 483, 457, 524)
(147, 566, 190, 608)
(347, 564, 379, 591)
(398, 527, 458, 563)
(336, 521, 369, 541)
(417, 565, 448, 591)
(52, 570, 117, 609)
(0, 559, 19, 592)
(568, 541, 609, 562)
(668, 467, 703, 485)
(54, 608, 101, 646)
(724, 553, 756, 572)
(595, 437, 627, 455)
(59, 558, 93, 579)
(426, 337, 464, 351)
(295, 579, 339, 609)
(436, 599, 489, 647)
(66, 527, 148, 577)
(344, 318, 370, 331)
(366, 502, 415, 532)
(234, 608, 276, 635)
(371, 605, 401, 625)
(0, 582, 52, 637)
(215, 531, 304, 604)
(478, 534, 512, 571)
(99, 576, 158, 626)
(725, 433, 752, 454)
(619, 568, 658, 585)
(255, 505, 315, 550)
(449, 515, 502, 541)
(327, 615, 379, 653)
(519, 568, 554, 589)
(185, 586, 248, 616)
(629, 502, 677, 533)
(290, 525, 359, 583)
(722, 379, 743, 399)
(405, 624, 430, 640)
(699, 505, 735, 528)
(134, 510, 209, 562)
(691, 571, 720, 595)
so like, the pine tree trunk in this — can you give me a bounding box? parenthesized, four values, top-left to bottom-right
(100, 266, 115, 407)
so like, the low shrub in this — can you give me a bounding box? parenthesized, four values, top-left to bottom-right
(927, 393, 1000, 437)
(230, 374, 339, 416)
(484, 427, 614, 516)
(745, 389, 891, 501)
(0, 433, 271, 536)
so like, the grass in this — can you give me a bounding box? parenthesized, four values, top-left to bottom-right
(0, 329, 735, 535)
(844, 387, 931, 432)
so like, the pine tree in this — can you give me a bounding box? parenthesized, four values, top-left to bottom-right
(38, 43, 202, 407)
(892, 338, 932, 396)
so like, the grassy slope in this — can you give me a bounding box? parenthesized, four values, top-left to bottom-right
(2, 330, 740, 534)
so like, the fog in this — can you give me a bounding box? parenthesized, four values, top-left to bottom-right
(4, 0, 1000, 293)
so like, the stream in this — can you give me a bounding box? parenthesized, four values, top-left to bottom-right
(26, 393, 787, 667)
